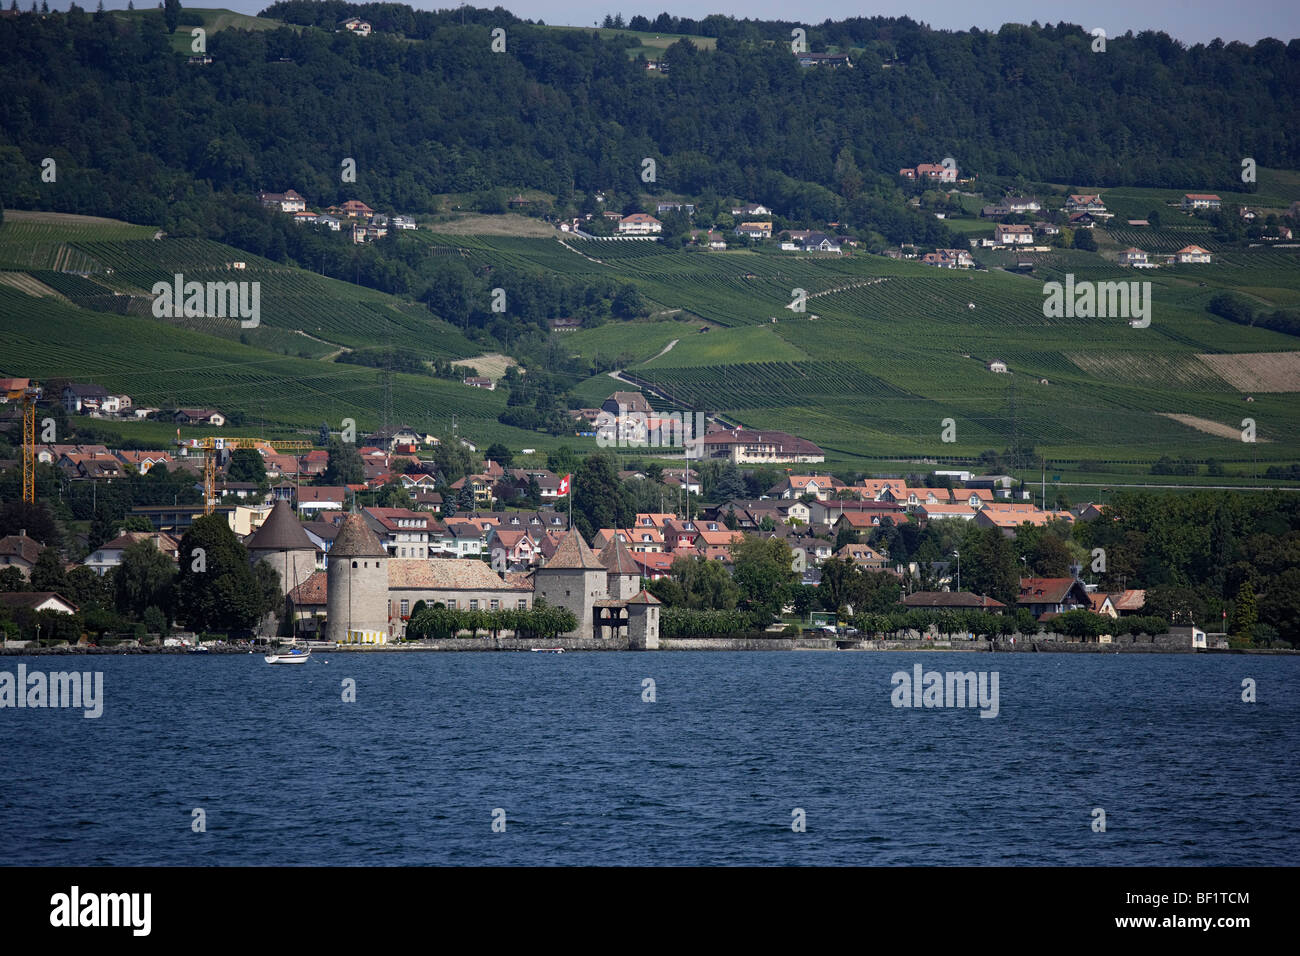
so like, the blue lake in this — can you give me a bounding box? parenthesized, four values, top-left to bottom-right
(2, 652, 1297, 865)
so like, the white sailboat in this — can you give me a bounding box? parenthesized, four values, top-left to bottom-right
(264, 647, 311, 665)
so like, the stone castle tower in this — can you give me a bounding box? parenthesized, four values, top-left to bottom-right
(533, 528, 607, 639)
(599, 535, 641, 601)
(247, 499, 318, 597)
(327, 512, 389, 639)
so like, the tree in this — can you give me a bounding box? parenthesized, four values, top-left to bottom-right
(321, 440, 364, 485)
(163, 0, 179, 33)
(484, 442, 514, 468)
(1232, 580, 1258, 643)
(0, 500, 60, 549)
(571, 454, 633, 541)
(1073, 229, 1097, 252)
(712, 462, 746, 502)
(226, 447, 268, 485)
(173, 514, 278, 634)
(29, 545, 67, 593)
(670, 555, 740, 610)
(731, 535, 797, 622)
(115, 539, 177, 621)
(960, 525, 1018, 605)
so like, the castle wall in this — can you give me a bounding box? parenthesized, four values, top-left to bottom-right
(254, 548, 317, 597)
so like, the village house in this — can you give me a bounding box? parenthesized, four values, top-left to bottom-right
(768, 474, 847, 501)
(735, 221, 773, 239)
(656, 201, 695, 216)
(464, 376, 495, 390)
(1181, 193, 1221, 211)
(1175, 244, 1213, 264)
(61, 383, 108, 414)
(920, 249, 974, 269)
(1018, 577, 1091, 620)
(82, 531, 180, 576)
(618, 213, 662, 235)
(994, 224, 1034, 245)
(1117, 247, 1153, 268)
(0, 531, 42, 579)
(257, 189, 306, 213)
(174, 408, 226, 427)
(697, 428, 824, 465)
(1065, 194, 1107, 215)
(0, 592, 78, 616)
(297, 486, 348, 515)
(835, 542, 888, 570)
(903, 591, 1006, 612)
(363, 507, 431, 559)
(731, 203, 771, 217)
(113, 450, 174, 475)
(317, 214, 342, 232)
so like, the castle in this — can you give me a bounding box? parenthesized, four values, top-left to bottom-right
(253, 505, 660, 647)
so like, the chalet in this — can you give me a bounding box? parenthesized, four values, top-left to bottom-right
(391, 215, 417, 230)
(735, 221, 773, 239)
(340, 17, 371, 36)
(317, 215, 342, 232)
(902, 162, 952, 181)
(1065, 194, 1107, 215)
(463, 377, 495, 390)
(1067, 212, 1097, 229)
(293, 211, 320, 225)
(994, 224, 1034, 245)
(1018, 577, 1091, 620)
(1117, 247, 1152, 268)
(796, 52, 852, 67)
(1034, 221, 1061, 236)
(257, 189, 306, 213)
(618, 213, 662, 235)
(1181, 193, 1221, 211)
(697, 428, 824, 465)
(1175, 244, 1213, 264)
(174, 408, 226, 427)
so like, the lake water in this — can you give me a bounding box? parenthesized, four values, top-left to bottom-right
(2, 652, 1297, 866)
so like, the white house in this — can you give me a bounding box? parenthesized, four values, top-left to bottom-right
(618, 214, 662, 235)
(1175, 244, 1213, 264)
(1181, 194, 1221, 211)
(1117, 247, 1153, 268)
(994, 224, 1034, 245)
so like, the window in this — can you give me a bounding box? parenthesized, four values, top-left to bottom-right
(469, 599, 478, 611)
(400, 599, 409, 617)
(490, 599, 499, 611)
(352, 561, 357, 569)
(448, 600, 457, 610)
(518, 599, 528, 610)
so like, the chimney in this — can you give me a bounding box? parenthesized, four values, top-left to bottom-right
(19, 529, 26, 537)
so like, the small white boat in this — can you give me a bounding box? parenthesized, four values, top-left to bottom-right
(530, 647, 564, 654)
(264, 648, 311, 665)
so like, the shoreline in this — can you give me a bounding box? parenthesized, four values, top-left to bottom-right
(1, 640, 1293, 655)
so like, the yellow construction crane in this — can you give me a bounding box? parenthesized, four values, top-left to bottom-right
(175, 436, 313, 514)
(20, 381, 41, 504)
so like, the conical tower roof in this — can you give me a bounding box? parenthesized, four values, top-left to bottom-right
(598, 535, 639, 575)
(247, 499, 315, 552)
(542, 527, 605, 570)
(331, 512, 387, 558)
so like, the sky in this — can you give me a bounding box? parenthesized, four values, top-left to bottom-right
(141, 0, 1299, 46)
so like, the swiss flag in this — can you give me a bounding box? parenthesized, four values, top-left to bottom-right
(558, 474, 571, 496)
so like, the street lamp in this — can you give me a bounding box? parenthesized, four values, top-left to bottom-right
(951, 549, 960, 591)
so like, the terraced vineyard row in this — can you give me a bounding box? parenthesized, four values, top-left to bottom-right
(633, 360, 918, 411)
(1103, 227, 1220, 253)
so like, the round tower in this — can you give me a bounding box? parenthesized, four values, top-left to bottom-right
(327, 512, 389, 641)
(246, 499, 318, 597)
